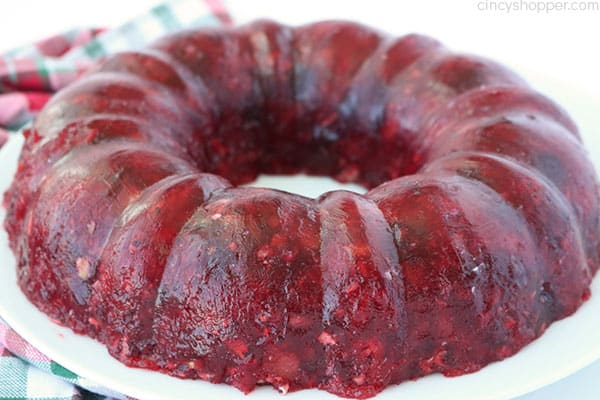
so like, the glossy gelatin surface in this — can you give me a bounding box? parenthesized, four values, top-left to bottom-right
(4, 20, 599, 398)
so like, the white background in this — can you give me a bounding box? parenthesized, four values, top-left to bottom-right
(0, 1, 598, 399)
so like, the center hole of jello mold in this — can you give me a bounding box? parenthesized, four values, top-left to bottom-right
(244, 174, 367, 198)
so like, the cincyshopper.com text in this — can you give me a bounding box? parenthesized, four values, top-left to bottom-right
(477, 0, 600, 12)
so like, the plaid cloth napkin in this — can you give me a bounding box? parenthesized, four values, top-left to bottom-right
(0, 0, 230, 398)
(0, 0, 231, 146)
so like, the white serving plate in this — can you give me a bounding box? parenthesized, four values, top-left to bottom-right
(0, 79, 599, 400)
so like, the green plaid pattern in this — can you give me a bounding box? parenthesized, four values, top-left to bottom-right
(0, 317, 124, 400)
(0, 0, 230, 143)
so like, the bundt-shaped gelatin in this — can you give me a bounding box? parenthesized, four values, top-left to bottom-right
(3, 20, 599, 398)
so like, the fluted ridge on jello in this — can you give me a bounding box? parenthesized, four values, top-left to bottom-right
(3, 19, 598, 398)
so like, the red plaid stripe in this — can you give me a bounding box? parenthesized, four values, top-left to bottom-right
(36, 29, 105, 58)
(0, 321, 52, 363)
